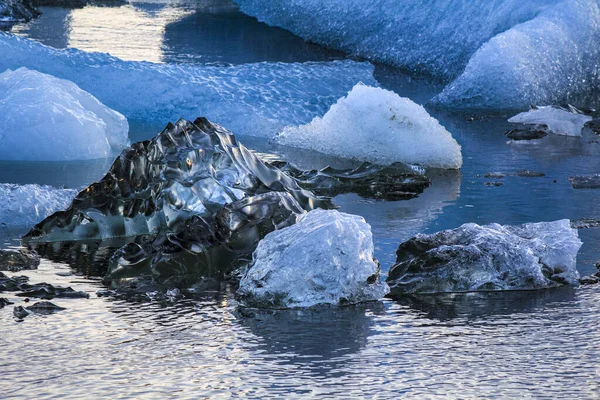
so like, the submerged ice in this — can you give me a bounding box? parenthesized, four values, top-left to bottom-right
(0, 33, 376, 137)
(387, 220, 582, 295)
(237, 0, 600, 109)
(0, 68, 129, 161)
(508, 106, 592, 137)
(276, 84, 462, 169)
(237, 209, 389, 309)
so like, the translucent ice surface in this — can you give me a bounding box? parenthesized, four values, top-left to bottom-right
(276, 84, 462, 169)
(0, 184, 77, 228)
(508, 107, 592, 137)
(238, 209, 389, 309)
(0, 0, 38, 22)
(0, 33, 376, 137)
(387, 219, 582, 295)
(0, 68, 129, 161)
(237, 0, 600, 109)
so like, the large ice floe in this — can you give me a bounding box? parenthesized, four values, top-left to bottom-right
(276, 84, 462, 169)
(508, 106, 592, 137)
(23, 117, 430, 290)
(237, 209, 389, 309)
(0, 33, 376, 137)
(237, 0, 600, 109)
(0, 184, 77, 228)
(0, 68, 129, 161)
(387, 220, 582, 295)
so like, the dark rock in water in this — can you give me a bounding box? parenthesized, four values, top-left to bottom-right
(569, 174, 600, 189)
(584, 118, 600, 135)
(484, 181, 503, 187)
(0, 248, 40, 272)
(387, 220, 581, 295)
(13, 305, 29, 319)
(26, 301, 66, 314)
(0, 0, 40, 22)
(570, 218, 600, 229)
(0, 297, 13, 307)
(0, 271, 28, 291)
(16, 283, 89, 299)
(272, 161, 430, 201)
(483, 172, 504, 179)
(24, 118, 430, 292)
(505, 128, 548, 141)
(515, 170, 545, 177)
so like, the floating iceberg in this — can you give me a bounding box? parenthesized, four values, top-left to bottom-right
(237, 0, 600, 109)
(387, 219, 582, 295)
(0, 0, 39, 22)
(0, 68, 129, 161)
(0, 184, 77, 228)
(237, 209, 389, 309)
(0, 33, 376, 137)
(276, 84, 462, 169)
(508, 106, 592, 137)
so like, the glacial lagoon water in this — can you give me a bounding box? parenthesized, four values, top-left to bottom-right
(2, 0, 600, 397)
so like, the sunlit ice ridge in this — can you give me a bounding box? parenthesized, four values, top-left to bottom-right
(236, 0, 600, 110)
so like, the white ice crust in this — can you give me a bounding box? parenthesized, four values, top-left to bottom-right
(0, 67, 129, 161)
(0, 184, 77, 228)
(276, 84, 462, 169)
(238, 209, 390, 308)
(508, 107, 592, 137)
(237, 0, 600, 109)
(0, 33, 376, 137)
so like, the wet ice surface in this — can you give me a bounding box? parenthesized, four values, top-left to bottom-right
(3, 1, 600, 397)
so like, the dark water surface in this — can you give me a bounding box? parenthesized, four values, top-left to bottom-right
(2, 0, 600, 397)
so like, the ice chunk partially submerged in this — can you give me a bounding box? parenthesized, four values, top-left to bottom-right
(387, 220, 582, 295)
(0, 67, 129, 161)
(237, 209, 389, 309)
(0, 33, 376, 137)
(508, 106, 592, 137)
(0, 184, 77, 228)
(276, 84, 462, 169)
(0, 0, 39, 22)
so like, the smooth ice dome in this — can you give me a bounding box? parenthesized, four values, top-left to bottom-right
(0, 33, 376, 137)
(237, 209, 390, 309)
(238, 0, 600, 109)
(508, 107, 592, 137)
(387, 219, 582, 295)
(0, 184, 77, 228)
(276, 84, 462, 169)
(0, 68, 129, 161)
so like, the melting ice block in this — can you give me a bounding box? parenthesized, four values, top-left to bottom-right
(276, 84, 462, 169)
(0, 184, 77, 228)
(237, 209, 389, 309)
(237, 0, 600, 109)
(508, 106, 592, 137)
(0, 33, 376, 137)
(0, 68, 129, 161)
(387, 219, 582, 295)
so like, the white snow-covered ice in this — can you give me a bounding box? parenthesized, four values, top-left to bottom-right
(276, 84, 462, 169)
(237, 0, 600, 109)
(0, 184, 77, 228)
(387, 219, 582, 294)
(508, 106, 592, 137)
(0, 33, 376, 137)
(0, 68, 129, 161)
(238, 209, 389, 309)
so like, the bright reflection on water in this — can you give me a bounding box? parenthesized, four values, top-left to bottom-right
(2, 0, 600, 397)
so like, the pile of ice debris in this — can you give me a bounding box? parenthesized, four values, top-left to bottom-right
(0, 68, 129, 161)
(237, 209, 389, 308)
(387, 220, 582, 295)
(0, 33, 375, 137)
(0, 184, 77, 228)
(0, 0, 39, 22)
(276, 84, 462, 169)
(508, 106, 592, 137)
(237, 0, 600, 109)
(23, 118, 414, 300)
